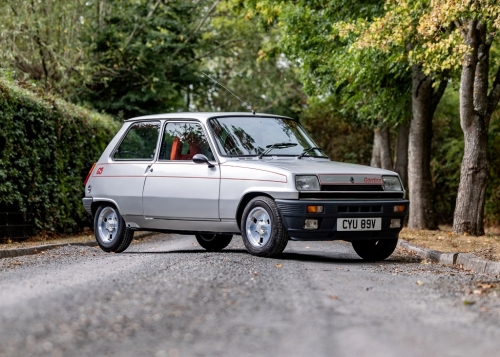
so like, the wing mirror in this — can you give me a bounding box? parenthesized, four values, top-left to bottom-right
(192, 154, 215, 168)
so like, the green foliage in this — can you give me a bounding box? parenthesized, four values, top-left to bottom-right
(486, 115, 500, 224)
(0, 0, 90, 93)
(194, 0, 305, 118)
(0, 77, 119, 233)
(80, 0, 203, 117)
(431, 88, 500, 225)
(246, 0, 412, 126)
(301, 97, 373, 165)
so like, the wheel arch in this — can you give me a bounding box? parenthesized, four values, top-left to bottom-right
(90, 199, 121, 218)
(235, 192, 274, 231)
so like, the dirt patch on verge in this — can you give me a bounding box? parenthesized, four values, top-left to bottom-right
(399, 226, 500, 262)
(0, 230, 94, 250)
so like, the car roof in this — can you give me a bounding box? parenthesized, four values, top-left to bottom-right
(125, 112, 295, 122)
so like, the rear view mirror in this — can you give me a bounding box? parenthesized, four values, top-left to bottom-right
(192, 154, 214, 168)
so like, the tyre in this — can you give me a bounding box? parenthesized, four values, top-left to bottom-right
(94, 204, 134, 253)
(241, 196, 288, 257)
(195, 234, 233, 252)
(351, 238, 398, 261)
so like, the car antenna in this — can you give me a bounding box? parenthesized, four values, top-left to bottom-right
(202, 72, 255, 115)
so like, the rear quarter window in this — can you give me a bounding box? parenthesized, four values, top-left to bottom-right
(114, 121, 160, 160)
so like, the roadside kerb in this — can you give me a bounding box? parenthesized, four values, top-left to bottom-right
(398, 239, 500, 276)
(0, 232, 157, 260)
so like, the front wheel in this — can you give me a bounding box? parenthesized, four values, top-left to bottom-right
(94, 205, 134, 253)
(195, 234, 233, 251)
(241, 196, 288, 257)
(351, 238, 398, 261)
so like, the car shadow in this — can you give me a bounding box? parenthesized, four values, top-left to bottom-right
(124, 248, 420, 264)
(124, 249, 247, 255)
(278, 251, 419, 264)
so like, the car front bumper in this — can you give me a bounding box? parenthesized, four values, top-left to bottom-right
(275, 199, 409, 241)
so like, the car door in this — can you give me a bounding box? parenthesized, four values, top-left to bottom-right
(96, 121, 161, 217)
(142, 121, 220, 220)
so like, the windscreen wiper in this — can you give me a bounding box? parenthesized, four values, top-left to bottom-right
(298, 147, 327, 159)
(258, 142, 298, 159)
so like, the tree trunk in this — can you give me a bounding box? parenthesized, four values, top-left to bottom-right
(453, 21, 500, 236)
(379, 126, 393, 170)
(394, 123, 409, 190)
(408, 65, 447, 230)
(370, 128, 381, 168)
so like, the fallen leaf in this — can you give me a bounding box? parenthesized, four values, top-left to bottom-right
(275, 263, 282, 268)
(463, 300, 476, 305)
(480, 284, 492, 289)
(253, 272, 259, 276)
(416, 280, 424, 286)
(473, 289, 482, 295)
(329, 295, 338, 300)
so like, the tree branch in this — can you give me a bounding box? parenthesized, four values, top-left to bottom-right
(8, 1, 19, 16)
(124, 0, 163, 49)
(172, 0, 220, 58)
(454, 20, 467, 38)
(185, 38, 243, 65)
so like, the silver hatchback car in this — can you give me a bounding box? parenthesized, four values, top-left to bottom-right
(83, 112, 408, 260)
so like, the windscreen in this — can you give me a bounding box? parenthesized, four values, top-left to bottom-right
(209, 117, 326, 157)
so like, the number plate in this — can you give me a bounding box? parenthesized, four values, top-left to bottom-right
(337, 218, 381, 231)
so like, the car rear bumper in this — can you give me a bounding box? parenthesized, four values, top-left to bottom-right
(275, 199, 409, 241)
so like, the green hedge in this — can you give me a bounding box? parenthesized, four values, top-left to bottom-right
(0, 77, 120, 234)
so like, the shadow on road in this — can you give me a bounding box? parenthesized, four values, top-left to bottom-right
(124, 248, 420, 265)
(279, 251, 420, 264)
(124, 249, 247, 255)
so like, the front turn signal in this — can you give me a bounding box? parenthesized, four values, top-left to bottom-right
(394, 205, 405, 212)
(307, 205, 324, 213)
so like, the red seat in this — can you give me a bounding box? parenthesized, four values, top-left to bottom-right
(170, 137, 202, 160)
(170, 137, 182, 160)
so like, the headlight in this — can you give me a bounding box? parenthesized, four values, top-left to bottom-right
(382, 176, 403, 191)
(296, 175, 320, 191)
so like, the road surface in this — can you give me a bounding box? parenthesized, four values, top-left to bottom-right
(0, 234, 499, 357)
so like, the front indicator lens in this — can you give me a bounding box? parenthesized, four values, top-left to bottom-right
(307, 205, 324, 213)
(394, 205, 405, 212)
(296, 175, 320, 191)
(382, 176, 403, 191)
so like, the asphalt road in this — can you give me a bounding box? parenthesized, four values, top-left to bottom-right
(1, 234, 500, 357)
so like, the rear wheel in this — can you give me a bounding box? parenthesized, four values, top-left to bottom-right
(241, 196, 288, 257)
(195, 234, 233, 251)
(94, 205, 134, 253)
(351, 238, 398, 261)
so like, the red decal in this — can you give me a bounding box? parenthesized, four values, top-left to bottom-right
(364, 177, 382, 184)
(96, 167, 104, 175)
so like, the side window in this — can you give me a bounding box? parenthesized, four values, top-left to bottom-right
(159, 122, 215, 161)
(114, 122, 160, 160)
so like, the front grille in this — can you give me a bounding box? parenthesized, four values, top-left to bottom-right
(299, 192, 405, 199)
(338, 206, 382, 213)
(321, 185, 383, 191)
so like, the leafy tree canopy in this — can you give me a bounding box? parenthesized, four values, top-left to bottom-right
(245, 0, 412, 125)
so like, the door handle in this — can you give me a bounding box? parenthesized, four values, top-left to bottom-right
(150, 168, 153, 172)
